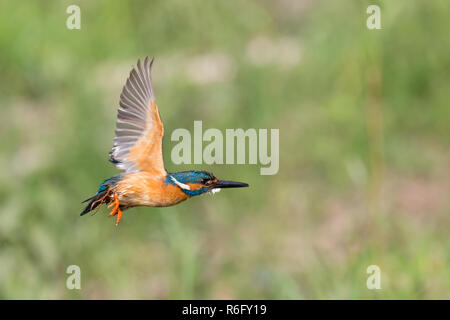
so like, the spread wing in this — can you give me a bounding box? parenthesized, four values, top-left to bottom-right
(109, 57, 166, 176)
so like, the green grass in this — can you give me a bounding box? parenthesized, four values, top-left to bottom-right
(0, 0, 449, 299)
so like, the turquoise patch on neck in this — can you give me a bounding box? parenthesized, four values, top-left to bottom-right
(165, 173, 210, 197)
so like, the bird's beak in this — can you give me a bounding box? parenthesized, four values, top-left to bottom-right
(213, 180, 249, 188)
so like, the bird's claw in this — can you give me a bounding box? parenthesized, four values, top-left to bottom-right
(108, 193, 123, 226)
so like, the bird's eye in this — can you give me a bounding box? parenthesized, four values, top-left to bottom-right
(202, 179, 212, 185)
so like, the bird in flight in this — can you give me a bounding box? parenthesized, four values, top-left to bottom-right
(81, 57, 248, 225)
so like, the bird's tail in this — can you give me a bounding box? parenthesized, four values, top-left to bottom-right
(81, 174, 122, 216)
(80, 190, 109, 216)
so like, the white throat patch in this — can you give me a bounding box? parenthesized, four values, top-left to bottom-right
(209, 188, 221, 195)
(170, 176, 191, 190)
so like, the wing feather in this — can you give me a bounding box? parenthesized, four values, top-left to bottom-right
(109, 57, 166, 176)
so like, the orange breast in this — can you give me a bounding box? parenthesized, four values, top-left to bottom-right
(115, 172, 189, 208)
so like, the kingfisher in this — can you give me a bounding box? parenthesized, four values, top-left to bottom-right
(81, 57, 248, 225)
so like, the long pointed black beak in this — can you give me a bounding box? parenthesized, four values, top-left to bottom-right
(213, 180, 249, 188)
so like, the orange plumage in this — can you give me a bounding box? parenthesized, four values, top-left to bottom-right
(81, 57, 248, 225)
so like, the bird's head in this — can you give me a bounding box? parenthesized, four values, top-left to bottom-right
(167, 171, 248, 197)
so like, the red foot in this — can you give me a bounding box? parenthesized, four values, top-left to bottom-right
(107, 193, 123, 226)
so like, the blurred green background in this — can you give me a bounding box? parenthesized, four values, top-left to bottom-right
(0, 0, 449, 299)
